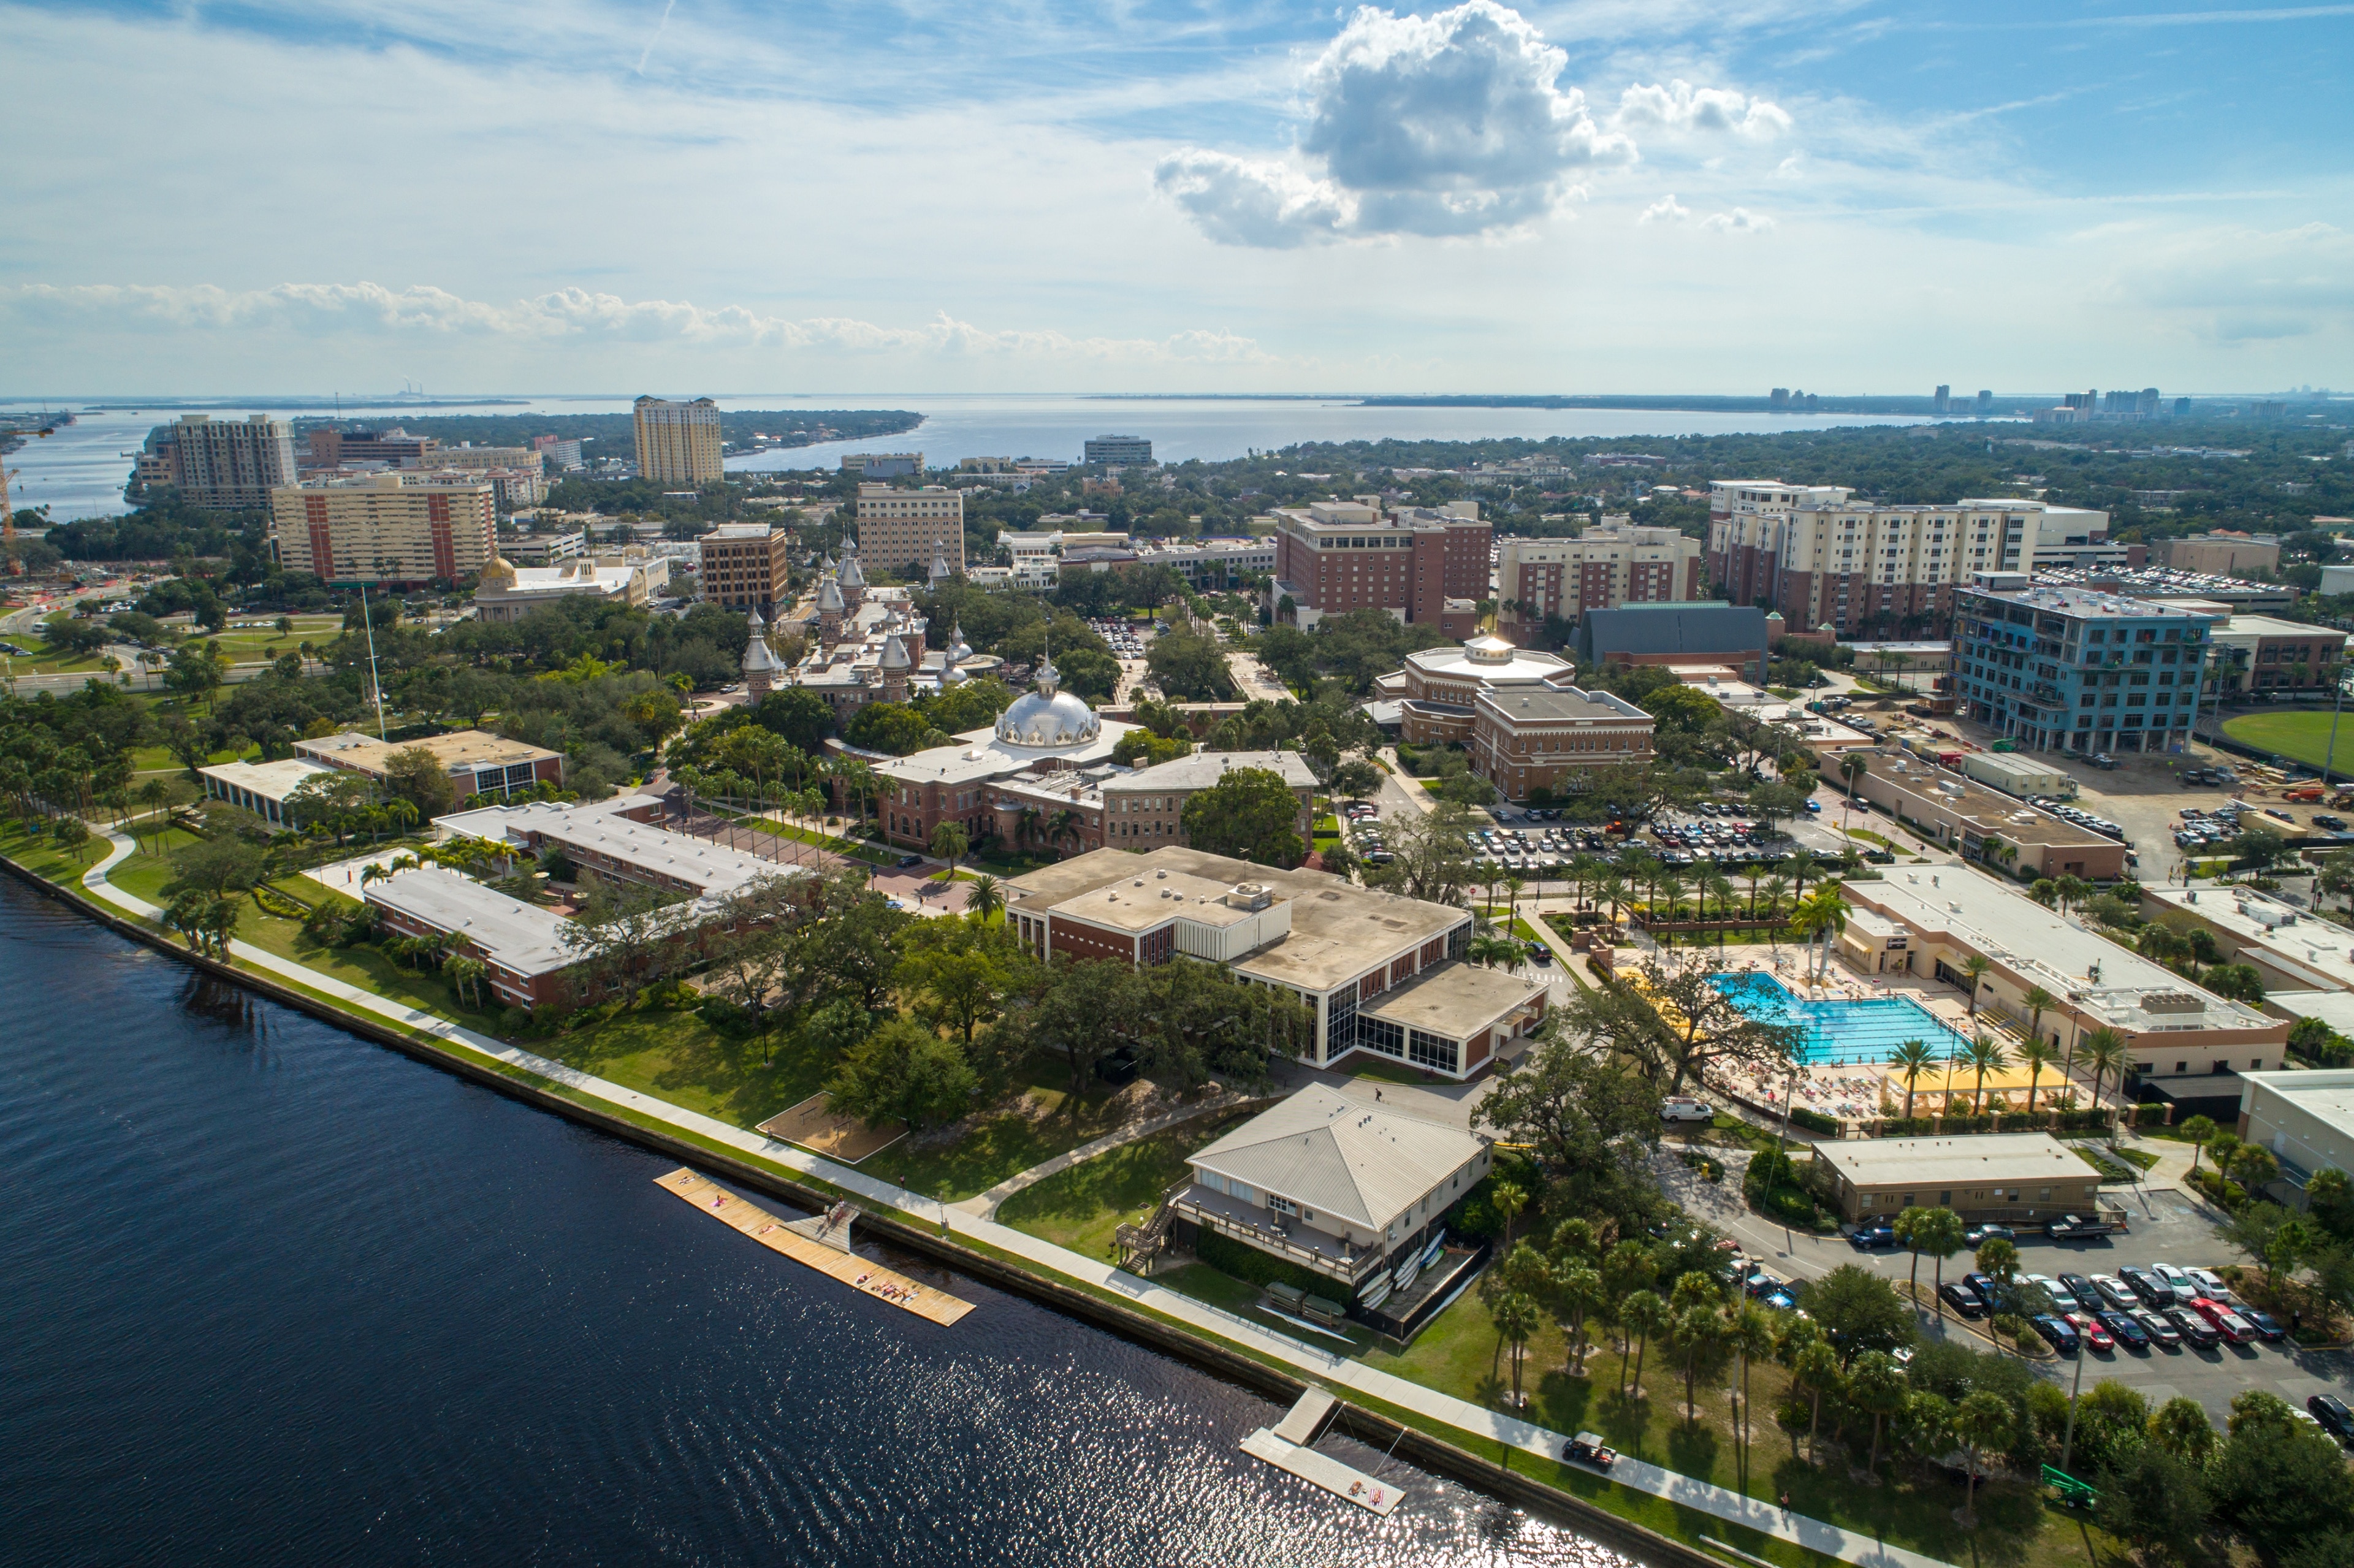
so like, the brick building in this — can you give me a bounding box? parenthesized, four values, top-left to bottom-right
(1267, 498, 1487, 637)
(699, 523, 792, 614)
(269, 472, 497, 588)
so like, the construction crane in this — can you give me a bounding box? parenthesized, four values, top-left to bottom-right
(1, 422, 56, 576)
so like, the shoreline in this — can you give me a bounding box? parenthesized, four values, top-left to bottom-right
(0, 842, 1868, 1568)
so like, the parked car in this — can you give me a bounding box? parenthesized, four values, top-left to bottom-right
(2310, 1395, 2354, 1443)
(2133, 1308, 2182, 1349)
(1965, 1224, 2016, 1246)
(2066, 1311, 2115, 1352)
(1745, 1273, 1786, 1300)
(896, 854, 924, 869)
(2059, 1273, 2105, 1312)
(2099, 1310, 2150, 1350)
(2190, 1298, 2260, 1344)
(2090, 1275, 2139, 1313)
(2166, 1307, 2222, 1348)
(1849, 1223, 1897, 1250)
(1565, 1432, 1618, 1469)
(1804, 800, 1822, 813)
(1661, 1099, 1713, 1123)
(2152, 1263, 2198, 1306)
(2032, 1314, 2082, 1355)
(2119, 1266, 2170, 1307)
(1940, 1282, 1986, 1318)
(2186, 1266, 2233, 1300)
(2242, 1307, 2287, 1341)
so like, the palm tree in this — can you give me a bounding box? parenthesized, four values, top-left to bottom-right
(928, 820, 969, 875)
(1491, 1290, 1542, 1408)
(1891, 1038, 1938, 1119)
(2179, 1114, 2218, 1174)
(1918, 1206, 1966, 1318)
(1655, 872, 1688, 927)
(1849, 1349, 1908, 1479)
(1753, 873, 1789, 923)
(1791, 885, 1850, 982)
(1967, 1032, 2012, 1114)
(1780, 848, 1821, 903)
(2053, 874, 2090, 915)
(1838, 753, 1868, 805)
(1726, 1300, 1776, 1489)
(1789, 1337, 1843, 1463)
(2017, 1037, 2055, 1113)
(1492, 1180, 1528, 1249)
(1959, 953, 1992, 1020)
(964, 873, 1004, 925)
(1952, 1390, 2013, 1526)
(2079, 1026, 2128, 1127)
(2021, 984, 2056, 1051)
(1671, 1304, 1726, 1426)
(1505, 873, 1527, 931)
(1556, 1264, 1604, 1376)
(1620, 1289, 1668, 1402)
(1468, 933, 1522, 970)
(1595, 873, 1628, 931)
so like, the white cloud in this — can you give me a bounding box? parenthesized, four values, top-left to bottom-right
(1701, 207, 1774, 230)
(1639, 194, 1691, 224)
(1156, 1, 1635, 246)
(0, 283, 1274, 363)
(1615, 78, 1791, 139)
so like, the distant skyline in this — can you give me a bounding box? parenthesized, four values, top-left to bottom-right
(6, 0, 2351, 395)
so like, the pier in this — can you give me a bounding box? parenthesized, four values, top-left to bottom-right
(1240, 1388, 1402, 1515)
(656, 1168, 974, 1326)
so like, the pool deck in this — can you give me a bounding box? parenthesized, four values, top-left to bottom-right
(1700, 948, 2099, 1130)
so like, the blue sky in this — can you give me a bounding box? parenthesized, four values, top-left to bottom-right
(4, 0, 2349, 394)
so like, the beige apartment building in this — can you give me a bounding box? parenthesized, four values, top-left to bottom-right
(421, 445, 544, 475)
(698, 523, 791, 613)
(1708, 481, 2114, 636)
(1495, 520, 1704, 645)
(632, 396, 723, 485)
(270, 473, 497, 587)
(855, 484, 966, 577)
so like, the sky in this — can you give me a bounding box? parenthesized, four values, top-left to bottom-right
(4, 0, 2350, 396)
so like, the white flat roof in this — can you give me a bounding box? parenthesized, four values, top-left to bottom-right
(436, 793, 798, 907)
(197, 756, 340, 802)
(2144, 883, 2354, 992)
(363, 866, 576, 976)
(1846, 865, 2274, 1035)
(1816, 1133, 2091, 1188)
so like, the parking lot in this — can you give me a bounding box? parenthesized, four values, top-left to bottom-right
(1659, 1146, 2354, 1426)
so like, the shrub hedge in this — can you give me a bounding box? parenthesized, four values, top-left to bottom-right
(1192, 1226, 1358, 1306)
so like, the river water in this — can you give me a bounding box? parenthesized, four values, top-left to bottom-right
(0, 877, 1624, 1567)
(2, 392, 1940, 525)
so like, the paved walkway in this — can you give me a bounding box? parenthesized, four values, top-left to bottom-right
(951, 1091, 1257, 1219)
(75, 829, 1950, 1568)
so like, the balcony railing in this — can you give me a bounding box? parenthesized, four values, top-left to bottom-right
(1172, 1193, 1387, 1285)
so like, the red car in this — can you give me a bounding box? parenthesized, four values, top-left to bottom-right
(2190, 1296, 2260, 1345)
(2065, 1311, 2114, 1352)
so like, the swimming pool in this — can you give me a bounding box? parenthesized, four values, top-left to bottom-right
(1709, 970, 1976, 1065)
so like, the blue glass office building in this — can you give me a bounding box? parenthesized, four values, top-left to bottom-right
(1953, 573, 2216, 755)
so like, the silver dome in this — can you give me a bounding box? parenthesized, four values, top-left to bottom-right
(994, 657, 1099, 748)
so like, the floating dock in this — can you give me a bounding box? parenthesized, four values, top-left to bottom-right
(1241, 1388, 1402, 1515)
(655, 1168, 973, 1326)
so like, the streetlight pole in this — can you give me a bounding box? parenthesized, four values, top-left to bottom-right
(2323, 663, 2348, 790)
(2057, 1322, 2090, 1476)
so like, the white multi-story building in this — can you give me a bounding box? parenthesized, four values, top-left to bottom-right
(1707, 481, 2112, 636)
(1495, 519, 1704, 645)
(169, 413, 299, 512)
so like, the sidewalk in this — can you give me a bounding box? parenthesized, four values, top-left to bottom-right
(951, 1091, 1259, 1218)
(78, 830, 1949, 1568)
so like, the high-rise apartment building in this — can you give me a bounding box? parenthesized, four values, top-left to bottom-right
(855, 484, 966, 577)
(269, 473, 497, 587)
(1707, 480, 2112, 636)
(1084, 435, 1154, 466)
(531, 435, 585, 471)
(1267, 498, 1488, 637)
(631, 396, 723, 485)
(171, 413, 298, 511)
(1494, 520, 1704, 645)
(697, 523, 793, 613)
(1952, 573, 2215, 755)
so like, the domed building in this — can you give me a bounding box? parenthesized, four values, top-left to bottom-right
(992, 657, 1100, 748)
(741, 606, 786, 698)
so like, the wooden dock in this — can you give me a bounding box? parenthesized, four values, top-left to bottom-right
(655, 1168, 974, 1326)
(1241, 1388, 1401, 1515)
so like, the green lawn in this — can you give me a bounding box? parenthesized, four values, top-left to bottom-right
(2223, 709, 2354, 773)
(1359, 1287, 2090, 1568)
(997, 1112, 1252, 1260)
(744, 815, 896, 865)
(861, 1070, 1140, 1201)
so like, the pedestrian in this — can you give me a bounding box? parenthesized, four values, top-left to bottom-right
(1374, 1087, 1382, 1102)
(1780, 1491, 1791, 1513)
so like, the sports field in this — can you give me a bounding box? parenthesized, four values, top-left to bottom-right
(2222, 709, 2354, 772)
